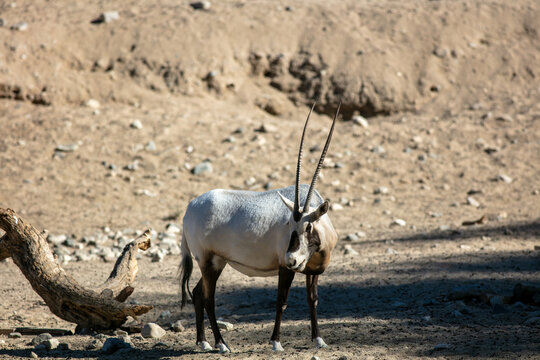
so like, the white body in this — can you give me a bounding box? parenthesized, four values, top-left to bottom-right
(182, 184, 328, 277)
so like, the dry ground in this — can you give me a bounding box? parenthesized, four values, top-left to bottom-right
(1, 0, 540, 359)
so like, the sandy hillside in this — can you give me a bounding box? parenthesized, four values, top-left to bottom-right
(1, 0, 540, 359)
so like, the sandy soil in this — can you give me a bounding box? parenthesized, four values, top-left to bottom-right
(1, 0, 540, 359)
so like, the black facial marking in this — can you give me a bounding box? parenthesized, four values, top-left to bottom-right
(287, 231, 300, 252)
(308, 228, 321, 249)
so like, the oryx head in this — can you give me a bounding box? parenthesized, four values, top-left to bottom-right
(278, 102, 340, 272)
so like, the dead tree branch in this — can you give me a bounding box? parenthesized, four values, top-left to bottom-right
(0, 208, 153, 330)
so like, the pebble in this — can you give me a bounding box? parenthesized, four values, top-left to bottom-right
(371, 145, 385, 154)
(245, 177, 256, 186)
(254, 124, 277, 133)
(87, 339, 103, 350)
(344, 233, 359, 242)
(130, 120, 143, 129)
(330, 203, 343, 211)
(390, 218, 406, 227)
(466, 196, 480, 207)
(190, 1, 211, 10)
(433, 47, 447, 58)
(11, 21, 28, 31)
(496, 174, 513, 184)
(98, 11, 119, 23)
(352, 115, 369, 128)
(145, 141, 156, 151)
(30, 351, 38, 358)
(42, 338, 59, 350)
(158, 310, 171, 321)
(101, 337, 131, 354)
(373, 186, 389, 195)
(191, 161, 212, 175)
(141, 323, 166, 338)
(86, 99, 100, 109)
(55, 143, 79, 152)
(31, 333, 52, 346)
(216, 320, 234, 331)
(343, 244, 359, 256)
(495, 114, 514, 122)
(171, 320, 185, 332)
(386, 247, 397, 255)
(9, 332, 22, 338)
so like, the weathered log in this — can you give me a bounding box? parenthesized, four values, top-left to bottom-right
(0, 208, 153, 330)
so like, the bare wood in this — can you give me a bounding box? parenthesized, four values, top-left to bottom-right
(0, 208, 153, 330)
(0, 233, 10, 261)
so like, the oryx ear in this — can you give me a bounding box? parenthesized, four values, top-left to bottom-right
(278, 192, 295, 212)
(307, 201, 329, 222)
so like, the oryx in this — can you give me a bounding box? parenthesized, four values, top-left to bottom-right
(179, 103, 340, 353)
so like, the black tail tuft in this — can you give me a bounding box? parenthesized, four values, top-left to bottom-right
(179, 254, 193, 308)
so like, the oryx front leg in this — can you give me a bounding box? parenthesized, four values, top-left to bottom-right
(270, 267, 295, 351)
(307, 274, 327, 348)
(201, 255, 230, 353)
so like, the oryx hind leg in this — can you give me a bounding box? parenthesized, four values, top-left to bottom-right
(200, 254, 230, 353)
(307, 274, 327, 348)
(193, 279, 212, 351)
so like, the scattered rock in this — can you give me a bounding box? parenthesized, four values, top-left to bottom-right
(343, 244, 359, 256)
(171, 320, 185, 332)
(11, 21, 28, 31)
(311, 356, 321, 360)
(371, 145, 386, 154)
(390, 218, 406, 227)
(373, 186, 389, 195)
(386, 247, 397, 255)
(495, 114, 514, 122)
(158, 310, 172, 321)
(93, 11, 120, 24)
(146, 141, 156, 151)
(466, 196, 480, 207)
(86, 99, 100, 109)
(216, 320, 234, 331)
(344, 233, 359, 242)
(42, 338, 59, 350)
(9, 332, 22, 338)
(352, 115, 369, 128)
(130, 120, 143, 129)
(87, 339, 103, 350)
(191, 161, 213, 175)
(330, 203, 343, 211)
(433, 47, 447, 58)
(55, 143, 79, 152)
(30, 351, 38, 358)
(31, 333, 52, 346)
(101, 337, 131, 354)
(190, 1, 211, 10)
(58, 343, 70, 350)
(496, 174, 513, 184)
(141, 323, 166, 339)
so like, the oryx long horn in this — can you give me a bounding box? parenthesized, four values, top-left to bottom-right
(303, 101, 341, 213)
(294, 101, 316, 221)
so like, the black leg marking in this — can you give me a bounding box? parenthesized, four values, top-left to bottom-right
(306, 274, 320, 341)
(201, 258, 229, 351)
(270, 267, 296, 343)
(193, 279, 206, 345)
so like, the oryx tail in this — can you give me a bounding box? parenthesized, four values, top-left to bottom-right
(179, 233, 193, 308)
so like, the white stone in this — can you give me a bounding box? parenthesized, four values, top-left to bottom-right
(467, 197, 480, 207)
(373, 186, 389, 195)
(330, 203, 343, 211)
(352, 115, 369, 128)
(497, 174, 513, 183)
(86, 99, 100, 109)
(216, 320, 233, 331)
(130, 120, 142, 129)
(391, 218, 406, 227)
(99, 11, 119, 23)
(141, 323, 166, 339)
(343, 244, 359, 256)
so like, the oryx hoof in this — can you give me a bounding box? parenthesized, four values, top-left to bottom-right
(217, 342, 231, 353)
(271, 340, 284, 351)
(199, 341, 212, 352)
(314, 337, 328, 349)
